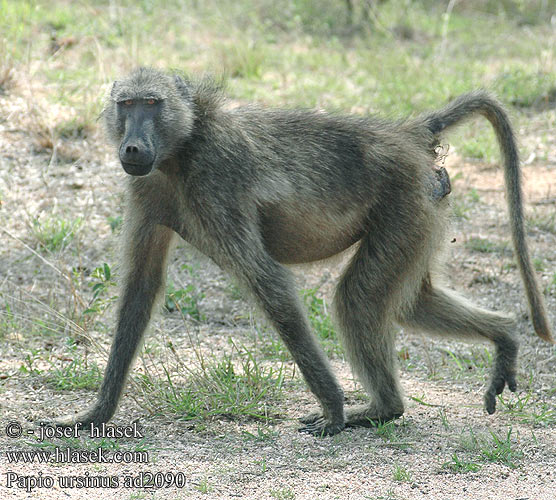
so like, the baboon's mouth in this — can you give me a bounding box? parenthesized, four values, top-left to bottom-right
(121, 161, 154, 176)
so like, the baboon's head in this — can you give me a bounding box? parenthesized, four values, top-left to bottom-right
(104, 68, 195, 176)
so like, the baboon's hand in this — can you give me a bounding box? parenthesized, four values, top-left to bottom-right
(298, 411, 345, 437)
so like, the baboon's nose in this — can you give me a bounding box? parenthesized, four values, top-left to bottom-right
(119, 141, 155, 176)
(122, 143, 144, 161)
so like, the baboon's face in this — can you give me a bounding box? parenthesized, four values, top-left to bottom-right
(113, 98, 161, 176)
(105, 69, 195, 176)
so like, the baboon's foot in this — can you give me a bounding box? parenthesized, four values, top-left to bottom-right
(298, 411, 345, 437)
(51, 404, 113, 428)
(484, 338, 519, 414)
(344, 404, 404, 428)
(298, 402, 403, 434)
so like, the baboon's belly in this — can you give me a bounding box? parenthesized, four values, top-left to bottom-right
(260, 205, 365, 264)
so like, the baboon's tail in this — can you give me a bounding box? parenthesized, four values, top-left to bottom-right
(422, 90, 553, 343)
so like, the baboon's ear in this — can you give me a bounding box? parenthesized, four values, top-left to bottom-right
(173, 75, 192, 101)
(110, 81, 120, 100)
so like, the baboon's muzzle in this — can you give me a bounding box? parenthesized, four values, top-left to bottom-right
(119, 141, 155, 176)
(120, 161, 153, 176)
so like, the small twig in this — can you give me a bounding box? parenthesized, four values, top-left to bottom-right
(1, 226, 67, 280)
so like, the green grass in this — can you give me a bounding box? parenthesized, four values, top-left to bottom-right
(0, 303, 18, 339)
(441, 453, 481, 473)
(528, 211, 556, 234)
(107, 215, 123, 233)
(55, 116, 95, 140)
(242, 426, 279, 442)
(247, 287, 340, 362)
(498, 392, 556, 427)
(392, 464, 412, 482)
(443, 347, 492, 378)
(165, 263, 205, 321)
(494, 67, 556, 109)
(437, 408, 450, 430)
(369, 419, 412, 449)
(456, 427, 523, 469)
(532, 257, 545, 272)
(479, 428, 523, 468)
(140, 344, 285, 424)
(0, 292, 79, 342)
(254, 325, 291, 361)
(464, 237, 510, 254)
(213, 39, 269, 79)
(165, 282, 205, 321)
(2, 0, 554, 119)
(459, 124, 499, 160)
(195, 477, 212, 494)
(451, 197, 470, 219)
(82, 263, 117, 316)
(270, 488, 295, 500)
(450, 175, 486, 218)
(46, 358, 101, 391)
(30, 216, 82, 253)
(302, 287, 341, 356)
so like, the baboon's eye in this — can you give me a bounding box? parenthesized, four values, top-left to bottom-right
(146, 98, 156, 105)
(124, 99, 133, 106)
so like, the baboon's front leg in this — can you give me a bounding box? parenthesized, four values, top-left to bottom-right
(259, 263, 345, 435)
(55, 222, 174, 427)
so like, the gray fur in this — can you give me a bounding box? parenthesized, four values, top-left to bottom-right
(54, 68, 552, 436)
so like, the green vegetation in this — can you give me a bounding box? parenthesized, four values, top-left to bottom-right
(107, 215, 123, 233)
(83, 263, 117, 316)
(270, 488, 295, 500)
(443, 347, 492, 378)
(2, 0, 555, 152)
(441, 453, 481, 473)
(464, 237, 510, 254)
(392, 464, 412, 482)
(302, 287, 341, 356)
(242, 426, 279, 442)
(46, 358, 102, 391)
(479, 428, 523, 468)
(453, 427, 523, 470)
(139, 343, 285, 424)
(165, 282, 205, 321)
(30, 216, 82, 253)
(165, 264, 205, 320)
(498, 391, 556, 426)
(195, 477, 212, 494)
(547, 273, 556, 294)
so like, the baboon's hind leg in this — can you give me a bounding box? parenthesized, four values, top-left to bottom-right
(401, 280, 519, 414)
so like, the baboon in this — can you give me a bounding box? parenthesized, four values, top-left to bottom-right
(55, 68, 552, 436)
